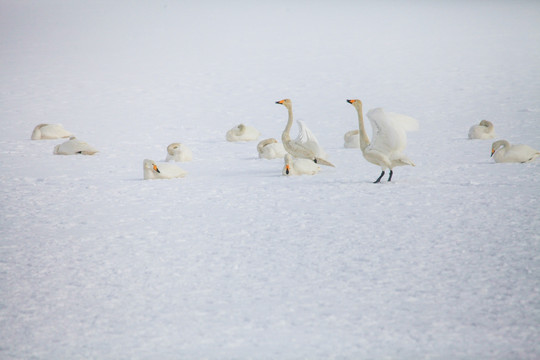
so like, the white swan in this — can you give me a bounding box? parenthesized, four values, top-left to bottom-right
(491, 140, 540, 163)
(53, 136, 98, 155)
(143, 159, 187, 180)
(282, 153, 320, 176)
(468, 120, 496, 139)
(275, 99, 334, 167)
(226, 124, 261, 142)
(257, 138, 287, 159)
(344, 129, 360, 148)
(31, 123, 72, 140)
(165, 142, 192, 162)
(347, 99, 418, 183)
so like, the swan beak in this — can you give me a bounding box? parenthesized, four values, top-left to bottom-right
(347, 99, 355, 104)
(276, 100, 285, 104)
(285, 164, 290, 174)
(153, 164, 160, 173)
(490, 149, 496, 157)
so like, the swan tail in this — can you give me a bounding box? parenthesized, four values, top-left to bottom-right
(315, 158, 335, 167)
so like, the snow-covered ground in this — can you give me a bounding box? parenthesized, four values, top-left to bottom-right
(1, 1, 539, 358)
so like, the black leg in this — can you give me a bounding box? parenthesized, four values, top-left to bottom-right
(388, 170, 393, 182)
(374, 170, 385, 183)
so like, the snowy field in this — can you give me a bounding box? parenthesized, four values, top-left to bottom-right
(1, 0, 540, 358)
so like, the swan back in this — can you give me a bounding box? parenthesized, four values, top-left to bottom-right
(53, 136, 98, 155)
(257, 138, 286, 159)
(491, 140, 540, 163)
(468, 120, 496, 139)
(344, 130, 360, 148)
(31, 123, 72, 140)
(143, 159, 187, 179)
(226, 124, 260, 142)
(282, 154, 320, 176)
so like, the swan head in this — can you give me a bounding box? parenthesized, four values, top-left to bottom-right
(283, 154, 293, 175)
(275, 99, 292, 108)
(491, 140, 508, 157)
(479, 120, 493, 128)
(143, 159, 160, 173)
(347, 99, 363, 110)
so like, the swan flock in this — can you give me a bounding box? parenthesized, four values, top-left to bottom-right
(29, 98, 538, 182)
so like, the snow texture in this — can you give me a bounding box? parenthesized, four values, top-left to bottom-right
(1, 0, 539, 358)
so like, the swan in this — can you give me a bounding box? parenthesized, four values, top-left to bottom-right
(143, 159, 187, 180)
(344, 129, 360, 148)
(275, 99, 334, 167)
(257, 138, 287, 159)
(165, 142, 193, 162)
(53, 136, 98, 155)
(31, 123, 72, 140)
(468, 120, 496, 139)
(347, 99, 418, 183)
(491, 140, 539, 163)
(226, 124, 261, 142)
(282, 153, 320, 176)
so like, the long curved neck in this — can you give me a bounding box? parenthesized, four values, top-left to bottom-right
(281, 105, 293, 143)
(356, 105, 371, 151)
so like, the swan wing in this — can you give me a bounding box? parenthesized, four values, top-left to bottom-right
(367, 108, 417, 153)
(294, 120, 328, 158)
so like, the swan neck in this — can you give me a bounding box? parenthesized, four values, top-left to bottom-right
(356, 106, 370, 151)
(282, 105, 293, 142)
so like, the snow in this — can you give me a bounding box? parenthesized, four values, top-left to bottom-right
(1, 0, 539, 358)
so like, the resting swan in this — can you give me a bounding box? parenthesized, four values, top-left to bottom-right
(468, 120, 496, 139)
(165, 142, 192, 162)
(143, 159, 187, 180)
(226, 124, 261, 142)
(257, 138, 287, 159)
(344, 129, 360, 148)
(282, 153, 320, 176)
(53, 136, 98, 155)
(31, 123, 72, 140)
(347, 99, 418, 183)
(491, 140, 540, 163)
(275, 99, 334, 167)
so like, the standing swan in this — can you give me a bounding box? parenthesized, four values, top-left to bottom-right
(347, 99, 418, 183)
(165, 142, 192, 162)
(468, 120, 496, 139)
(31, 123, 72, 140)
(282, 154, 320, 176)
(491, 140, 540, 163)
(143, 159, 187, 180)
(275, 99, 334, 167)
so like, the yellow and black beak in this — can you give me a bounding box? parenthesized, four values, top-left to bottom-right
(153, 164, 160, 173)
(347, 99, 356, 104)
(490, 149, 495, 157)
(285, 164, 290, 175)
(276, 100, 285, 104)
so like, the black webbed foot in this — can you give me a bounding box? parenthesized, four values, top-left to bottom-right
(374, 170, 385, 183)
